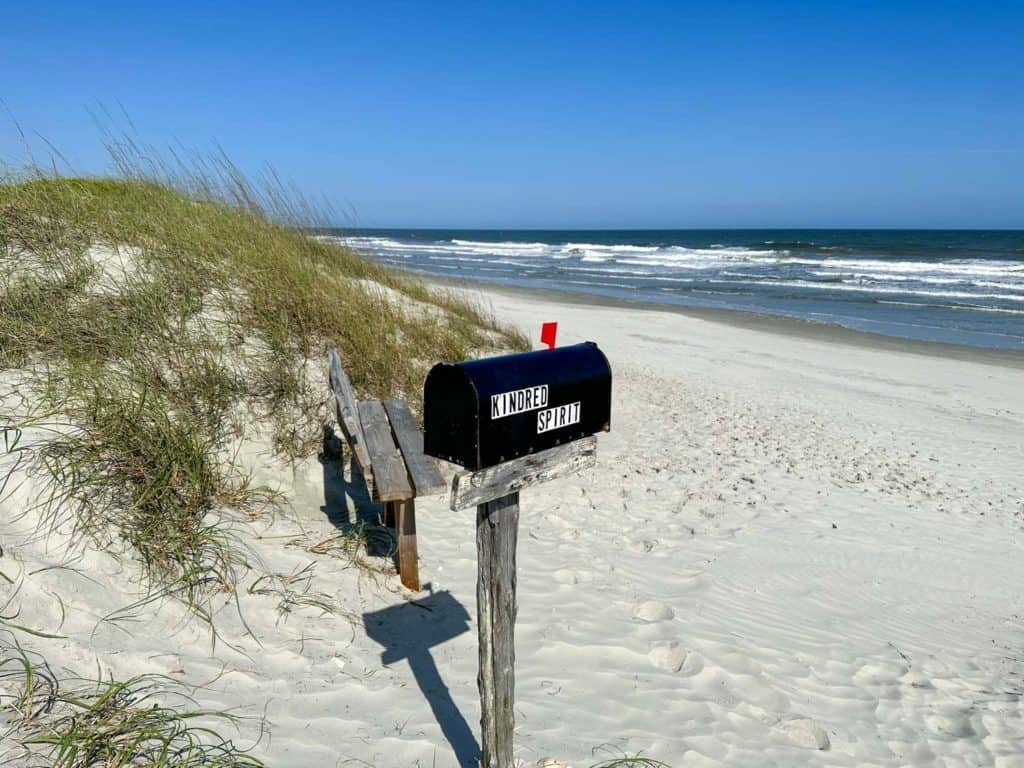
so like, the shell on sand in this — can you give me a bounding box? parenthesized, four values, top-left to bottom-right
(777, 717, 830, 750)
(633, 599, 674, 622)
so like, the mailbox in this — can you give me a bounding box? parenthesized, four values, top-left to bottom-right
(423, 342, 611, 470)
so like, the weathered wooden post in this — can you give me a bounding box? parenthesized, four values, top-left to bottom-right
(476, 491, 518, 765)
(424, 343, 612, 766)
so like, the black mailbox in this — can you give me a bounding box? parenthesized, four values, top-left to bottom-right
(423, 342, 611, 470)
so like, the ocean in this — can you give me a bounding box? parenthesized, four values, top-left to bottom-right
(324, 229, 1024, 350)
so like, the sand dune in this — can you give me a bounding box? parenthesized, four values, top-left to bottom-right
(2, 285, 1023, 766)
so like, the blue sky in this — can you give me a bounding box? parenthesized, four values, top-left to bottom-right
(2, 2, 1022, 228)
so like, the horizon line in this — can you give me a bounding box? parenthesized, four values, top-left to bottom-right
(321, 225, 1024, 232)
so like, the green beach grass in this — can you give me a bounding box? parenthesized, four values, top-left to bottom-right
(0, 146, 527, 623)
(0, 147, 531, 764)
(0, 636, 266, 767)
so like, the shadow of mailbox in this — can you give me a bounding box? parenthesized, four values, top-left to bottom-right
(363, 589, 479, 766)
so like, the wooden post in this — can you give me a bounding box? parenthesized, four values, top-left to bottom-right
(476, 491, 519, 768)
(449, 440, 597, 764)
(396, 498, 420, 591)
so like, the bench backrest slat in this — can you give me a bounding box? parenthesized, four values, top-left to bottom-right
(358, 399, 414, 502)
(328, 347, 375, 496)
(384, 399, 447, 497)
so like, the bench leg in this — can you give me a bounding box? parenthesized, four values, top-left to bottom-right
(383, 501, 396, 529)
(396, 498, 420, 591)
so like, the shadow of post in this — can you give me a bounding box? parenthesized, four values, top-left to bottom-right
(364, 590, 480, 767)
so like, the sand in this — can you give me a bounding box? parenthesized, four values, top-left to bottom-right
(2, 284, 1023, 767)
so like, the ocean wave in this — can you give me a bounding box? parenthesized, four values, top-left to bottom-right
(563, 278, 636, 289)
(425, 255, 526, 267)
(345, 235, 784, 264)
(451, 238, 551, 250)
(334, 232, 1024, 347)
(560, 242, 654, 253)
(778, 257, 1024, 277)
(705, 278, 1024, 302)
(808, 271, 1024, 291)
(343, 236, 1023, 282)
(876, 300, 1024, 316)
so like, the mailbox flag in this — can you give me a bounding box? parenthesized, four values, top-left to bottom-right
(540, 322, 558, 350)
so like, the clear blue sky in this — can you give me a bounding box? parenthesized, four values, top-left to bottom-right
(2, 2, 1022, 228)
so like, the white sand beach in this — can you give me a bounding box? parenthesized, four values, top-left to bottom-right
(3, 284, 1023, 767)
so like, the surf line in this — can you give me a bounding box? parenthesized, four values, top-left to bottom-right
(491, 384, 549, 420)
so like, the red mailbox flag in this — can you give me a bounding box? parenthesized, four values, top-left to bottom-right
(540, 322, 558, 350)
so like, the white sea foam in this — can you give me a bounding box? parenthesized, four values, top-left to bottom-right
(706, 278, 1024, 302)
(340, 234, 1023, 274)
(877, 300, 1024, 315)
(777, 257, 1023, 277)
(345, 236, 1024, 288)
(450, 238, 550, 249)
(343, 235, 784, 266)
(809, 270, 1024, 291)
(335, 233, 1024, 344)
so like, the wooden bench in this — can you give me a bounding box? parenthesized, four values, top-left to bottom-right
(327, 348, 445, 590)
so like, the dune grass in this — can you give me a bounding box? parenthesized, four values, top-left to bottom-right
(246, 561, 343, 624)
(0, 146, 528, 622)
(0, 641, 265, 767)
(588, 745, 672, 767)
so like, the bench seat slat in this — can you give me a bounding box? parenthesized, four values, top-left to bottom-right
(358, 400, 414, 502)
(383, 399, 446, 497)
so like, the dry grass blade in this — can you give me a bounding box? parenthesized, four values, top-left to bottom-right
(247, 561, 339, 623)
(0, 641, 266, 767)
(589, 744, 672, 768)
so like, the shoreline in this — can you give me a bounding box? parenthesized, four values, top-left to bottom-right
(425, 273, 1024, 369)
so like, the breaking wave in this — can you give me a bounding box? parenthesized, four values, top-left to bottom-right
(325, 231, 1024, 350)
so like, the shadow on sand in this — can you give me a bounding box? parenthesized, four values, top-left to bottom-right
(319, 426, 392, 557)
(364, 590, 480, 767)
(320, 427, 479, 764)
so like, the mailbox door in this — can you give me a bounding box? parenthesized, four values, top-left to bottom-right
(423, 365, 481, 467)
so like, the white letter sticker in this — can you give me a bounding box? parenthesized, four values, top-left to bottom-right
(536, 401, 581, 434)
(490, 385, 549, 420)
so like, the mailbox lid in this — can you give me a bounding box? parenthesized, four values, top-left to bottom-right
(423, 341, 611, 469)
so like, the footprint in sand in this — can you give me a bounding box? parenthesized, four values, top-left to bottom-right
(674, 568, 709, 591)
(552, 568, 598, 585)
(536, 759, 567, 768)
(649, 641, 688, 672)
(633, 600, 674, 622)
(776, 717, 831, 750)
